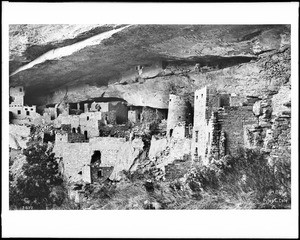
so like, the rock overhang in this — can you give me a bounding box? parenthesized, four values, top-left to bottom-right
(9, 24, 290, 107)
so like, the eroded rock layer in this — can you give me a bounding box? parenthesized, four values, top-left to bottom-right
(9, 24, 290, 109)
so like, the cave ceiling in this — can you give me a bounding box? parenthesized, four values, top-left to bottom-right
(9, 24, 289, 101)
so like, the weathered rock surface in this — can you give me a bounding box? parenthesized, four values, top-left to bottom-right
(9, 25, 290, 108)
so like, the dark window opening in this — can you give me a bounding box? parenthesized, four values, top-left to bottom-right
(195, 131, 199, 142)
(31, 108, 33, 111)
(17, 110, 21, 115)
(77, 127, 81, 134)
(19, 88, 22, 92)
(84, 130, 88, 140)
(87, 116, 89, 120)
(72, 128, 76, 133)
(51, 115, 55, 120)
(195, 147, 198, 156)
(196, 95, 198, 99)
(43, 132, 55, 143)
(91, 151, 101, 164)
(169, 129, 173, 137)
(97, 170, 103, 178)
(78, 171, 82, 175)
(26, 111, 30, 116)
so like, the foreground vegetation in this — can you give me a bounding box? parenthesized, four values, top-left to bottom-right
(59, 149, 291, 210)
(10, 144, 290, 210)
(9, 143, 66, 210)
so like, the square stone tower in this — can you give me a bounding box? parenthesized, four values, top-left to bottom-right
(9, 86, 25, 107)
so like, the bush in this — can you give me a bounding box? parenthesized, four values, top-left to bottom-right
(186, 148, 291, 209)
(9, 143, 65, 210)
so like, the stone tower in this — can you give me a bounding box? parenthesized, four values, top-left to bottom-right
(166, 94, 192, 138)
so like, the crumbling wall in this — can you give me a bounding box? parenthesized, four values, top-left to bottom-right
(148, 136, 191, 169)
(264, 115, 291, 165)
(53, 137, 144, 183)
(218, 106, 257, 155)
(148, 137, 168, 160)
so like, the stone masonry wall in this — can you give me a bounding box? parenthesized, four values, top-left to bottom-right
(53, 137, 144, 183)
(218, 106, 257, 156)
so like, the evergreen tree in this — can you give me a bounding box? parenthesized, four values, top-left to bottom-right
(10, 143, 64, 209)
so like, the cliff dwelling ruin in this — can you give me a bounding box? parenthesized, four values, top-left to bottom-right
(7, 22, 293, 212)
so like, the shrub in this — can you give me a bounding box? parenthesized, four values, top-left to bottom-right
(186, 148, 291, 209)
(9, 143, 64, 210)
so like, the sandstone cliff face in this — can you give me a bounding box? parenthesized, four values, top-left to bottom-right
(33, 46, 290, 111)
(9, 25, 290, 108)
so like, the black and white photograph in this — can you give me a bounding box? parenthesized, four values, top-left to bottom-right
(2, 2, 299, 238)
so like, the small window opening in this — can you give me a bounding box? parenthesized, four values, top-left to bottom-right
(17, 110, 21, 115)
(78, 171, 82, 175)
(87, 116, 89, 120)
(26, 111, 30, 116)
(169, 129, 173, 137)
(196, 95, 198, 99)
(195, 131, 199, 142)
(72, 128, 76, 133)
(19, 88, 22, 92)
(97, 170, 103, 178)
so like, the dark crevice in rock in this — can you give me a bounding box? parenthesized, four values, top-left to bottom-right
(239, 30, 262, 41)
(162, 55, 257, 71)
